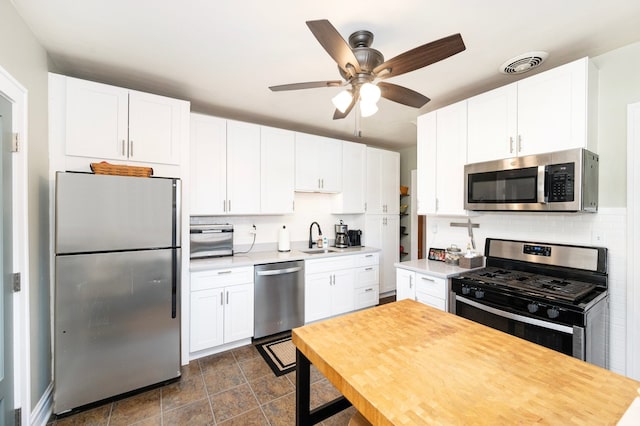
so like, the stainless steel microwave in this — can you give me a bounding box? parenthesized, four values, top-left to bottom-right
(190, 223, 233, 258)
(464, 148, 599, 212)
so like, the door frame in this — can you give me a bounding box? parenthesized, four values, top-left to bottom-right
(627, 102, 640, 380)
(0, 65, 30, 425)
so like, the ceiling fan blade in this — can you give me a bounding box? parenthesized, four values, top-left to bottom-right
(378, 82, 430, 108)
(333, 87, 359, 120)
(306, 19, 361, 75)
(269, 80, 343, 91)
(373, 33, 465, 79)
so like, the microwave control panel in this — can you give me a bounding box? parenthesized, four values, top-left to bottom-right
(547, 163, 575, 202)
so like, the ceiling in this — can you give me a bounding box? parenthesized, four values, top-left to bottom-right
(11, 0, 640, 149)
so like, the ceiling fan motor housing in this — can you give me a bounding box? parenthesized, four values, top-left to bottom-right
(339, 30, 385, 79)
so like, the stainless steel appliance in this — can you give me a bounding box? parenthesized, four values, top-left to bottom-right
(347, 229, 362, 247)
(190, 222, 233, 258)
(254, 260, 304, 339)
(335, 220, 349, 248)
(464, 148, 599, 212)
(53, 172, 181, 414)
(450, 238, 608, 368)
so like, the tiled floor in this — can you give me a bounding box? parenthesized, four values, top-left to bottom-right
(48, 342, 356, 425)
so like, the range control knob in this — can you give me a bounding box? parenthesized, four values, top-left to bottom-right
(527, 302, 539, 313)
(462, 286, 471, 295)
(474, 289, 485, 299)
(547, 307, 560, 319)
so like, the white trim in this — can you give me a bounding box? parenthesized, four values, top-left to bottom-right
(0, 65, 31, 425)
(627, 102, 640, 380)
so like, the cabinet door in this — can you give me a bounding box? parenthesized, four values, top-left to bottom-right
(331, 269, 355, 316)
(333, 141, 366, 213)
(435, 101, 468, 215)
(396, 268, 415, 301)
(261, 126, 295, 214)
(467, 84, 518, 163)
(318, 137, 343, 192)
(305, 272, 332, 323)
(381, 150, 400, 214)
(295, 132, 321, 191)
(416, 112, 436, 215)
(65, 77, 128, 160)
(517, 58, 588, 156)
(190, 114, 227, 215)
(223, 283, 254, 343)
(381, 215, 399, 293)
(365, 148, 383, 213)
(128, 90, 186, 165)
(226, 120, 261, 214)
(190, 288, 224, 352)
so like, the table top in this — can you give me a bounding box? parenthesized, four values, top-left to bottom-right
(292, 299, 640, 425)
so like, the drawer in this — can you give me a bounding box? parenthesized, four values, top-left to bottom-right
(356, 252, 379, 267)
(355, 285, 379, 309)
(355, 265, 379, 288)
(305, 255, 357, 274)
(415, 273, 446, 299)
(415, 293, 446, 311)
(191, 266, 254, 291)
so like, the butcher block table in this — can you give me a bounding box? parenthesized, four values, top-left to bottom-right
(292, 299, 640, 425)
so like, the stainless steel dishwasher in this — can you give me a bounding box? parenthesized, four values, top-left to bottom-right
(254, 260, 305, 339)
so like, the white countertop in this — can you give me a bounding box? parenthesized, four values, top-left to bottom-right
(394, 258, 484, 278)
(190, 246, 380, 271)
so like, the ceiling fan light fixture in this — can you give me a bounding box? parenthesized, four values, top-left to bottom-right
(360, 82, 381, 103)
(332, 90, 353, 113)
(360, 100, 378, 117)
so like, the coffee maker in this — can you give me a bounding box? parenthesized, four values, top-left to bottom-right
(335, 220, 349, 248)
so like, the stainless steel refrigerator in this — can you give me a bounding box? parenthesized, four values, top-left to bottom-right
(53, 172, 181, 414)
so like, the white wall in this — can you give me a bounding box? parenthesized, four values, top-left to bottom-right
(0, 0, 51, 417)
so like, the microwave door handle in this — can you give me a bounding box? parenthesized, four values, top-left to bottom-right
(537, 166, 547, 204)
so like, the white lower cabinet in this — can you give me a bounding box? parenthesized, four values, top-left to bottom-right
(395, 267, 447, 311)
(305, 253, 380, 323)
(190, 267, 254, 353)
(396, 268, 416, 301)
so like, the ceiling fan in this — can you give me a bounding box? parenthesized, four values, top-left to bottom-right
(269, 19, 466, 119)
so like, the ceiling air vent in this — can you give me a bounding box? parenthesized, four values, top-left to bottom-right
(499, 51, 549, 75)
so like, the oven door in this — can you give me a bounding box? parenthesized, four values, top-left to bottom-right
(453, 295, 585, 360)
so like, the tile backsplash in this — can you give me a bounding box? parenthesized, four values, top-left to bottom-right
(426, 208, 627, 374)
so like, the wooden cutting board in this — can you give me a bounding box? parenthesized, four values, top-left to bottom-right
(293, 299, 640, 425)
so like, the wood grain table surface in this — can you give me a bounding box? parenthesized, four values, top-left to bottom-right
(292, 299, 640, 425)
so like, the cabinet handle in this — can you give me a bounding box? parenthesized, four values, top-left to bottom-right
(410, 276, 413, 289)
(129, 140, 133, 157)
(365, 288, 373, 292)
(121, 140, 126, 156)
(517, 135, 522, 152)
(228, 200, 231, 212)
(509, 136, 514, 153)
(223, 200, 227, 212)
(365, 254, 373, 258)
(217, 270, 232, 275)
(226, 291, 229, 305)
(420, 276, 435, 283)
(318, 178, 321, 189)
(220, 292, 224, 306)
(365, 267, 373, 271)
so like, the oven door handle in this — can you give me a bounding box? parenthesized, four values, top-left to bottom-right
(538, 165, 547, 204)
(457, 296, 574, 334)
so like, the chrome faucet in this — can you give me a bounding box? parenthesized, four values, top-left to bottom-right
(308, 221, 323, 248)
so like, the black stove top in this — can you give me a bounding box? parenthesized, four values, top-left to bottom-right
(459, 267, 597, 303)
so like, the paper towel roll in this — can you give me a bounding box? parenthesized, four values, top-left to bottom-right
(278, 225, 290, 252)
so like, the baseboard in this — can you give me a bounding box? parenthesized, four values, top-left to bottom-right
(30, 382, 53, 426)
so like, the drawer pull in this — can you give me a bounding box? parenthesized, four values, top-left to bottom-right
(365, 267, 373, 271)
(217, 270, 233, 275)
(365, 254, 373, 257)
(420, 277, 435, 282)
(364, 288, 373, 292)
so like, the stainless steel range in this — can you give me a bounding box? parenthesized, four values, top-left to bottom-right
(450, 238, 608, 368)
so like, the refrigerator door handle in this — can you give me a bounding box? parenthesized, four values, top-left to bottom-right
(171, 249, 178, 318)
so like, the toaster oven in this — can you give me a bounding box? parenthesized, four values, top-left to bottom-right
(190, 223, 233, 258)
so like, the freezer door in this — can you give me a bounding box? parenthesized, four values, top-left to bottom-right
(55, 172, 180, 254)
(54, 249, 180, 413)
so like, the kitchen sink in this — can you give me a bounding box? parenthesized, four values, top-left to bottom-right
(300, 248, 339, 255)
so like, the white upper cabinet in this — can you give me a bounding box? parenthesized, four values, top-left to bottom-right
(190, 114, 227, 215)
(366, 147, 400, 214)
(332, 141, 366, 214)
(260, 126, 295, 214)
(295, 132, 342, 193)
(467, 57, 597, 164)
(226, 120, 261, 214)
(64, 75, 188, 165)
(416, 100, 468, 216)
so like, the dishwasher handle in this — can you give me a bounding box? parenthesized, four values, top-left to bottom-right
(255, 266, 302, 276)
